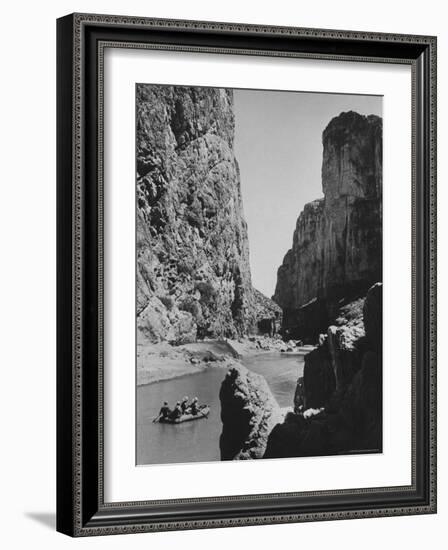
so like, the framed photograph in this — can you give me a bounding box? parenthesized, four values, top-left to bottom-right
(56, 13, 437, 536)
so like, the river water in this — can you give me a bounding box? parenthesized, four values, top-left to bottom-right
(137, 353, 304, 465)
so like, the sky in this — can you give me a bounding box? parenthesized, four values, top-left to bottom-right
(233, 89, 382, 298)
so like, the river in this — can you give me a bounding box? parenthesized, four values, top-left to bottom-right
(137, 352, 305, 465)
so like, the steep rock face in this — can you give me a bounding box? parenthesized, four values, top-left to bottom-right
(253, 288, 282, 335)
(274, 111, 382, 341)
(219, 364, 283, 460)
(294, 296, 366, 411)
(265, 283, 382, 458)
(136, 85, 255, 343)
(252, 288, 282, 320)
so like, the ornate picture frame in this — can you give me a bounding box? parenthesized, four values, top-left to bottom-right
(56, 13, 437, 536)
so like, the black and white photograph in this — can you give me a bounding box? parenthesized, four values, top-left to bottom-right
(136, 84, 383, 466)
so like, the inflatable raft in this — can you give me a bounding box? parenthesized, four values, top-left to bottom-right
(158, 405, 210, 424)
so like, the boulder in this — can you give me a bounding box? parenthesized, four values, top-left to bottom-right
(219, 364, 283, 460)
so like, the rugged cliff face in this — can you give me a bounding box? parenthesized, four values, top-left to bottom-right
(274, 111, 382, 341)
(264, 283, 382, 458)
(294, 296, 366, 410)
(136, 85, 256, 344)
(253, 288, 282, 335)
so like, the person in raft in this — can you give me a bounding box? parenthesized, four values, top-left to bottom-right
(155, 401, 171, 422)
(180, 396, 189, 414)
(190, 397, 200, 415)
(170, 401, 183, 421)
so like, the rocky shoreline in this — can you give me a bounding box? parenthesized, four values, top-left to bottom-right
(137, 336, 312, 386)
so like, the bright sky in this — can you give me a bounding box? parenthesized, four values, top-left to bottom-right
(233, 89, 382, 298)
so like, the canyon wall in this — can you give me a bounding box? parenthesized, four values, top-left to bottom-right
(265, 283, 382, 458)
(274, 111, 382, 341)
(136, 85, 257, 344)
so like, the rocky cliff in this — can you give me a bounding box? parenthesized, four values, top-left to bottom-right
(253, 288, 282, 335)
(274, 111, 382, 341)
(136, 85, 256, 344)
(264, 283, 382, 458)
